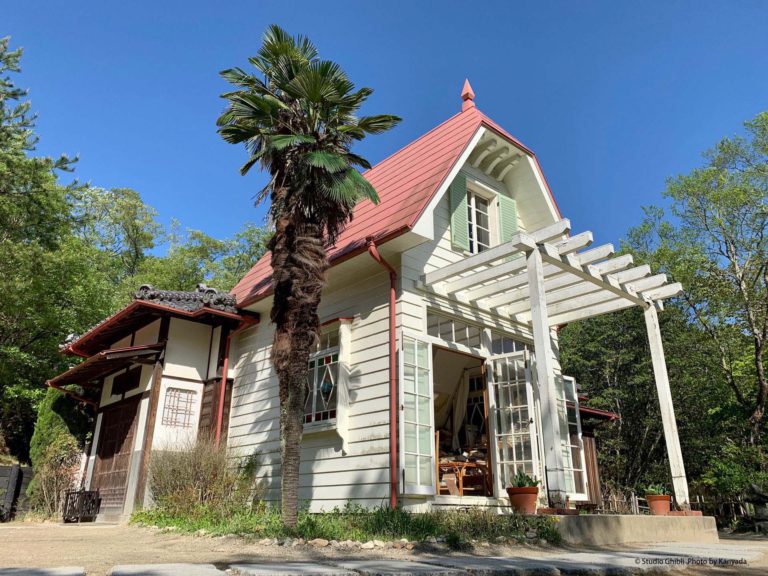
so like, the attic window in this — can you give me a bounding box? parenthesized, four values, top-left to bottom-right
(467, 189, 493, 254)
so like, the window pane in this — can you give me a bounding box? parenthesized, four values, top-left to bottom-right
(405, 454, 417, 484)
(416, 341, 429, 366)
(404, 394, 416, 423)
(419, 456, 432, 486)
(405, 423, 417, 452)
(403, 365, 415, 393)
(417, 368, 430, 396)
(404, 338, 415, 365)
(418, 425, 432, 454)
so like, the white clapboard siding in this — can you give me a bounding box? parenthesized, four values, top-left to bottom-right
(228, 268, 393, 510)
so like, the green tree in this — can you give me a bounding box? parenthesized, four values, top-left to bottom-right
(627, 112, 768, 445)
(217, 25, 400, 526)
(0, 38, 110, 461)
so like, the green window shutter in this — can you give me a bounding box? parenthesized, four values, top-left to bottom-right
(498, 193, 518, 243)
(449, 173, 470, 251)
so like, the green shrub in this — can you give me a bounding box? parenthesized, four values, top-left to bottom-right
(133, 501, 561, 548)
(146, 436, 261, 517)
(26, 433, 80, 516)
(26, 388, 90, 516)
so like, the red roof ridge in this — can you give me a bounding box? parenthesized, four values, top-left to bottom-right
(231, 101, 559, 307)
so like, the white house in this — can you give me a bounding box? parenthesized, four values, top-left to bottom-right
(51, 81, 687, 520)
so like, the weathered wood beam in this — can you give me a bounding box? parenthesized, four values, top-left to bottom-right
(627, 273, 667, 293)
(481, 146, 511, 173)
(526, 247, 568, 503)
(645, 305, 690, 507)
(539, 242, 647, 307)
(469, 139, 497, 168)
(424, 232, 536, 285)
(592, 254, 634, 275)
(640, 282, 683, 301)
(438, 218, 571, 292)
(447, 258, 526, 295)
(556, 231, 593, 255)
(504, 278, 602, 315)
(545, 297, 637, 326)
(495, 155, 522, 180)
(608, 264, 651, 284)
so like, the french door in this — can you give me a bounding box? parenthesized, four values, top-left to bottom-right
(488, 350, 542, 496)
(399, 332, 435, 495)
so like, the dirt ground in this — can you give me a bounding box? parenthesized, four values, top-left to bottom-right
(0, 522, 766, 576)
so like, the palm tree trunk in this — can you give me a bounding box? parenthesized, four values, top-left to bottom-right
(269, 215, 327, 528)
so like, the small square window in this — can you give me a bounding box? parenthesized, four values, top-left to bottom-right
(162, 388, 196, 428)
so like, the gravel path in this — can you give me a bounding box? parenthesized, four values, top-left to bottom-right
(0, 522, 765, 576)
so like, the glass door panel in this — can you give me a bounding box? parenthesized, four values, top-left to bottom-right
(489, 351, 541, 495)
(400, 333, 435, 495)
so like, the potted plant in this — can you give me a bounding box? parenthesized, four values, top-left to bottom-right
(644, 484, 671, 516)
(506, 470, 540, 515)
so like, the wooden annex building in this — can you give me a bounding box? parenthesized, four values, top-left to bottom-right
(49, 82, 687, 520)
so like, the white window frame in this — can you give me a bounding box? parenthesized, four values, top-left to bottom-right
(559, 375, 588, 501)
(487, 349, 542, 497)
(466, 183, 499, 255)
(304, 322, 348, 433)
(399, 330, 436, 496)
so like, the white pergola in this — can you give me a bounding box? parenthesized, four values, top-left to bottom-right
(421, 218, 689, 508)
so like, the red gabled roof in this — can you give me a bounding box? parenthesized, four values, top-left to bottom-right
(232, 101, 561, 308)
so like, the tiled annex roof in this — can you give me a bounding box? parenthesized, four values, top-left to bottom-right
(231, 94, 560, 308)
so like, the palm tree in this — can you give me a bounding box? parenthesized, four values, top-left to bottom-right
(217, 25, 400, 527)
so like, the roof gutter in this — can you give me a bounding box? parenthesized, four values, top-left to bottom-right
(215, 315, 260, 447)
(366, 237, 399, 509)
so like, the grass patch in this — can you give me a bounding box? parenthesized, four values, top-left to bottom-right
(132, 503, 561, 548)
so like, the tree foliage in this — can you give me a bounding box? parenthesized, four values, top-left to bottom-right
(0, 38, 268, 465)
(562, 111, 768, 502)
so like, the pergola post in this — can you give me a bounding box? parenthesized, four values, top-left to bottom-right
(526, 247, 567, 506)
(644, 304, 690, 508)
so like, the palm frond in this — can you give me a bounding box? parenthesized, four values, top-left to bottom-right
(358, 114, 402, 134)
(268, 133, 316, 150)
(305, 151, 348, 173)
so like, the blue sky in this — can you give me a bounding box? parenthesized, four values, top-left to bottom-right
(6, 1, 768, 247)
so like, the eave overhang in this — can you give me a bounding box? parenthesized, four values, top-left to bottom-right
(64, 300, 248, 358)
(48, 343, 166, 388)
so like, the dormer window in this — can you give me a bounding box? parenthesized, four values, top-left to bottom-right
(467, 189, 493, 254)
(449, 170, 518, 254)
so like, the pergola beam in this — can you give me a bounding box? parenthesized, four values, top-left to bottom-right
(546, 297, 637, 326)
(539, 242, 647, 307)
(429, 220, 572, 289)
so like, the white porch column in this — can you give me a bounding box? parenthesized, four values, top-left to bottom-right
(526, 247, 567, 505)
(644, 304, 690, 508)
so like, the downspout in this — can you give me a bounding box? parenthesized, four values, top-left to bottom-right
(46, 381, 99, 408)
(366, 237, 398, 509)
(215, 316, 259, 447)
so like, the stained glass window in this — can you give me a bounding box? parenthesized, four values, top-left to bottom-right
(305, 328, 340, 425)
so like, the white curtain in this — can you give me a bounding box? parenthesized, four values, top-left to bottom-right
(452, 372, 469, 450)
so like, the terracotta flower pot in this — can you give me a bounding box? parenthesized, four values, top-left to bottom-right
(647, 494, 671, 516)
(506, 486, 538, 515)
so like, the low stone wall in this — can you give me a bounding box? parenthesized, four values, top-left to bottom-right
(557, 514, 719, 546)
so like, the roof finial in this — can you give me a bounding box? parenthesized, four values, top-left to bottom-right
(461, 79, 476, 111)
